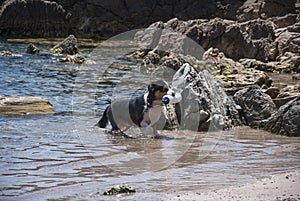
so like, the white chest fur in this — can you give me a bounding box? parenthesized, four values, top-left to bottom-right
(145, 106, 163, 126)
(142, 93, 163, 126)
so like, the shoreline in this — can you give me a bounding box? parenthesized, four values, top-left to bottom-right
(168, 171, 300, 201)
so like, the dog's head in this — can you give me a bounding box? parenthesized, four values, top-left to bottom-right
(147, 80, 173, 107)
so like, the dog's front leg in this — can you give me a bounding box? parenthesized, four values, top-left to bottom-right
(140, 120, 157, 137)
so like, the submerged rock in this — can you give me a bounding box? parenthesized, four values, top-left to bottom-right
(0, 50, 21, 57)
(233, 85, 277, 127)
(50, 34, 79, 55)
(0, 96, 55, 115)
(58, 54, 86, 64)
(262, 96, 300, 137)
(170, 63, 243, 131)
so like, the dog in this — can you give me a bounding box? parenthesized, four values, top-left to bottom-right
(96, 80, 174, 136)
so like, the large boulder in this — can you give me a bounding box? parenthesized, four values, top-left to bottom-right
(170, 63, 243, 131)
(262, 96, 300, 136)
(137, 17, 278, 62)
(233, 85, 277, 127)
(0, 96, 55, 115)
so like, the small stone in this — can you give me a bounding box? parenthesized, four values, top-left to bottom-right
(26, 43, 40, 54)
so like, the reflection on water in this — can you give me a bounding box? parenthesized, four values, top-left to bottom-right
(0, 40, 299, 200)
(1, 119, 299, 200)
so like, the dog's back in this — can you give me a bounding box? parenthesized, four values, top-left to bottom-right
(97, 95, 146, 131)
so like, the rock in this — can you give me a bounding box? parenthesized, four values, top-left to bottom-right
(226, 19, 275, 61)
(103, 184, 136, 195)
(270, 14, 298, 28)
(0, 0, 68, 37)
(0, 96, 55, 115)
(288, 21, 300, 33)
(264, 87, 280, 99)
(292, 73, 300, 80)
(135, 46, 270, 95)
(0, 50, 21, 57)
(137, 17, 278, 62)
(26, 43, 40, 54)
(254, 74, 272, 88)
(203, 48, 268, 94)
(274, 29, 300, 63)
(271, 85, 300, 107)
(236, 0, 297, 22)
(0, 0, 244, 38)
(240, 58, 275, 72)
(280, 84, 300, 94)
(170, 63, 243, 131)
(58, 54, 86, 64)
(50, 34, 79, 55)
(276, 52, 300, 73)
(262, 96, 300, 136)
(0, 0, 297, 40)
(233, 85, 277, 127)
(273, 95, 299, 108)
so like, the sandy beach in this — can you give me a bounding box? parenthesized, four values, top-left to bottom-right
(168, 171, 300, 201)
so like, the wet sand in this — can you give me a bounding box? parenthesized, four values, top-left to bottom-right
(169, 171, 300, 201)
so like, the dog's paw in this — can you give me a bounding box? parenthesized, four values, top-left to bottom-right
(141, 126, 157, 138)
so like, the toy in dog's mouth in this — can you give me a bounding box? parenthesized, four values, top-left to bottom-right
(162, 93, 182, 105)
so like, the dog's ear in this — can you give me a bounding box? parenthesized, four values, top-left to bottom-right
(148, 84, 152, 92)
(147, 84, 156, 108)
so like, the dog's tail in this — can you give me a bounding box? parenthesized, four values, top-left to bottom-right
(96, 107, 109, 128)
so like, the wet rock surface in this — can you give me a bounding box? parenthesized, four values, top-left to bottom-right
(0, 1, 299, 138)
(102, 184, 136, 195)
(26, 43, 40, 54)
(58, 54, 86, 64)
(0, 96, 55, 115)
(0, 50, 21, 57)
(50, 34, 79, 55)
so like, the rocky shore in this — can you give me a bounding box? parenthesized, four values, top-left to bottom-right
(1, 1, 299, 136)
(131, 7, 299, 136)
(0, 0, 299, 39)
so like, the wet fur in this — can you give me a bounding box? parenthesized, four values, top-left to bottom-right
(97, 80, 171, 135)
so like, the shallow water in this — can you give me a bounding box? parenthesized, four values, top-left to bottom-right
(0, 40, 299, 200)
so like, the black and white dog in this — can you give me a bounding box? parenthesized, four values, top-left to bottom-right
(96, 80, 174, 136)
